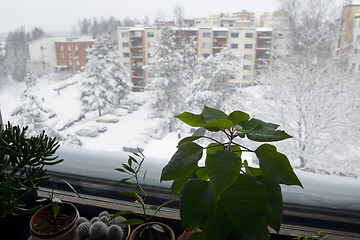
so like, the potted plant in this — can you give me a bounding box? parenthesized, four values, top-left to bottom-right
(0, 122, 64, 239)
(161, 106, 303, 240)
(112, 149, 176, 240)
(30, 176, 82, 240)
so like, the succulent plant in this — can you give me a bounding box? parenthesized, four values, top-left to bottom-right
(90, 221, 108, 240)
(107, 225, 124, 240)
(100, 216, 109, 225)
(90, 216, 100, 224)
(98, 211, 110, 218)
(76, 216, 89, 227)
(108, 216, 124, 227)
(77, 222, 91, 240)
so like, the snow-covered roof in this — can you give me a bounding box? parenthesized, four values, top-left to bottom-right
(256, 27, 273, 32)
(27, 35, 94, 44)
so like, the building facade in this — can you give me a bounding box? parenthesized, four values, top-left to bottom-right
(350, 14, 360, 71)
(118, 26, 274, 90)
(28, 35, 94, 74)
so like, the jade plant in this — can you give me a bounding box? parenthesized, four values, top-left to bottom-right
(111, 149, 174, 240)
(0, 122, 63, 218)
(161, 106, 303, 240)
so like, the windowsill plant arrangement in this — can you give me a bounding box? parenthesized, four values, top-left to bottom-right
(161, 106, 303, 240)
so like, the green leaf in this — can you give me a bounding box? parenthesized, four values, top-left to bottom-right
(161, 142, 203, 181)
(246, 124, 292, 142)
(59, 178, 82, 198)
(202, 119, 234, 131)
(220, 175, 267, 240)
(117, 178, 133, 186)
(255, 144, 302, 187)
(149, 205, 158, 211)
(122, 164, 136, 174)
(256, 175, 283, 233)
(151, 224, 164, 233)
(178, 136, 203, 147)
(175, 112, 204, 127)
(206, 143, 225, 155)
(120, 191, 145, 205)
(202, 204, 233, 240)
(186, 232, 207, 240)
(179, 179, 216, 231)
(257, 224, 270, 240)
(52, 202, 60, 218)
(122, 219, 145, 225)
(244, 160, 262, 177)
(205, 150, 242, 197)
(202, 106, 228, 122)
(171, 178, 187, 196)
(241, 118, 279, 131)
(228, 110, 250, 125)
(195, 168, 209, 180)
(110, 210, 137, 221)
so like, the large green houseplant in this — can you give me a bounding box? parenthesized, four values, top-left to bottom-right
(161, 106, 303, 240)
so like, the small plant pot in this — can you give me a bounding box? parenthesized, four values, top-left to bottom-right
(30, 202, 79, 240)
(129, 222, 175, 240)
(177, 229, 202, 240)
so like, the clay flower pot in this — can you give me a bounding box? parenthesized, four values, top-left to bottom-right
(30, 202, 79, 240)
(129, 222, 175, 240)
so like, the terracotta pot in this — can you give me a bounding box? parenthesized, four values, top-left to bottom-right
(177, 229, 202, 240)
(30, 202, 79, 240)
(129, 222, 175, 240)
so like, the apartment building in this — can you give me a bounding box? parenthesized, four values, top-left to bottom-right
(118, 26, 273, 90)
(350, 14, 360, 71)
(28, 35, 94, 73)
(337, 4, 360, 54)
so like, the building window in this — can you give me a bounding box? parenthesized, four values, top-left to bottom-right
(203, 54, 210, 58)
(131, 31, 142, 37)
(123, 62, 130, 67)
(203, 32, 211, 37)
(245, 44, 253, 49)
(122, 32, 128, 37)
(123, 53, 130, 57)
(147, 32, 154, 38)
(231, 32, 239, 38)
(76, 60, 80, 66)
(147, 42, 152, 48)
(147, 53, 152, 58)
(231, 44, 238, 49)
(68, 53, 72, 58)
(215, 31, 227, 37)
(60, 45, 64, 51)
(123, 42, 129, 48)
(244, 54, 252, 60)
(230, 75, 236, 79)
(61, 53, 65, 58)
(203, 43, 210, 49)
(245, 33, 253, 38)
(274, 44, 283, 50)
(76, 53, 79, 57)
(67, 45, 71, 51)
(69, 60, 72, 65)
(75, 45, 79, 51)
(195, 21, 201, 24)
(62, 60, 65, 64)
(243, 75, 251, 80)
(243, 65, 251, 70)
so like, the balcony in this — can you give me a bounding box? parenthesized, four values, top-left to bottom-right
(256, 44, 271, 50)
(257, 33, 272, 39)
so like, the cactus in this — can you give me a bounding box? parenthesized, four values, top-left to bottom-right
(107, 225, 124, 240)
(90, 216, 100, 224)
(98, 211, 110, 218)
(108, 216, 124, 227)
(77, 222, 91, 240)
(100, 216, 109, 225)
(90, 221, 108, 240)
(76, 216, 89, 227)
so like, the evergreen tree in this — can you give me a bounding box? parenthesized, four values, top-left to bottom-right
(81, 34, 131, 116)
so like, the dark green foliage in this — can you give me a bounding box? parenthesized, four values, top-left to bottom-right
(161, 106, 302, 240)
(0, 122, 63, 217)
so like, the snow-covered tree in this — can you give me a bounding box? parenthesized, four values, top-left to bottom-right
(11, 70, 57, 137)
(145, 26, 197, 132)
(191, 49, 241, 112)
(81, 34, 132, 116)
(255, 0, 360, 173)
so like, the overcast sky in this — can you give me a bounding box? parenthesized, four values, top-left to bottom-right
(0, 0, 281, 33)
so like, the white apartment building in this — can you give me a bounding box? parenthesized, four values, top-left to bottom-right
(350, 14, 360, 71)
(118, 26, 273, 90)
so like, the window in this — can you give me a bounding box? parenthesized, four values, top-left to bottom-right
(69, 60, 72, 65)
(68, 53, 72, 58)
(245, 33, 253, 38)
(242, 75, 251, 80)
(61, 53, 65, 58)
(231, 32, 239, 38)
(203, 54, 210, 58)
(243, 65, 251, 70)
(195, 21, 200, 24)
(62, 60, 65, 64)
(122, 42, 129, 48)
(123, 53, 129, 57)
(75, 45, 79, 51)
(230, 75, 236, 79)
(147, 32, 154, 38)
(76, 60, 80, 66)
(76, 53, 79, 57)
(245, 44, 252, 49)
(131, 31, 142, 37)
(244, 54, 252, 60)
(67, 45, 71, 51)
(203, 32, 210, 37)
(60, 45, 64, 51)
(202, 43, 210, 49)
(122, 32, 128, 37)
(123, 62, 130, 67)
(215, 31, 227, 37)
(274, 44, 283, 50)
(231, 44, 238, 49)
(147, 53, 152, 58)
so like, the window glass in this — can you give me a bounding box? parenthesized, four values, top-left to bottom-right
(202, 32, 210, 37)
(245, 33, 253, 38)
(122, 42, 129, 47)
(123, 52, 129, 57)
(231, 43, 238, 49)
(245, 43, 252, 49)
(231, 32, 239, 38)
(122, 32, 128, 37)
(147, 32, 154, 37)
(202, 43, 210, 49)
